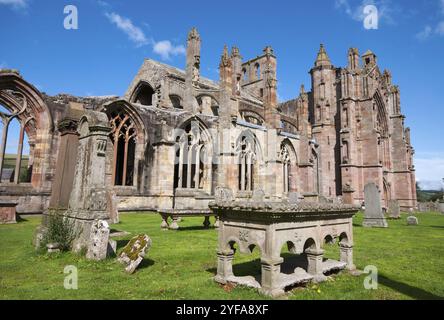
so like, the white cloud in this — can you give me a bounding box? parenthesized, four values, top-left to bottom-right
(415, 1, 444, 40)
(97, 0, 109, 7)
(104, 12, 185, 61)
(105, 12, 149, 47)
(415, 25, 433, 41)
(0, 61, 7, 69)
(415, 154, 444, 191)
(0, 0, 28, 8)
(153, 40, 185, 60)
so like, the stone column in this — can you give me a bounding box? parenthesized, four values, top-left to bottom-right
(259, 256, 284, 297)
(306, 248, 326, 283)
(13, 123, 25, 184)
(215, 251, 234, 284)
(340, 243, 355, 271)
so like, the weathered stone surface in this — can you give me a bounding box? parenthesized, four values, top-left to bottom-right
(86, 220, 111, 261)
(407, 216, 418, 226)
(214, 187, 234, 203)
(210, 196, 359, 297)
(287, 192, 303, 204)
(388, 200, 401, 219)
(0, 201, 17, 224)
(118, 234, 152, 274)
(363, 183, 388, 228)
(251, 189, 265, 202)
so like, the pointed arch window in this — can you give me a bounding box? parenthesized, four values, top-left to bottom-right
(109, 110, 137, 186)
(280, 143, 291, 193)
(0, 94, 34, 184)
(237, 135, 257, 192)
(174, 121, 207, 190)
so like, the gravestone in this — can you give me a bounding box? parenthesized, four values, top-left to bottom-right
(363, 183, 388, 228)
(387, 200, 401, 219)
(407, 216, 419, 226)
(86, 220, 111, 261)
(118, 234, 152, 274)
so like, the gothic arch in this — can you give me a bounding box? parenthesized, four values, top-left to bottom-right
(101, 100, 147, 188)
(236, 130, 263, 192)
(129, 81, 155, 106)
(0, 71, 53, 189)
(280, 139, 298, 193)
(173, 117, 213, 193)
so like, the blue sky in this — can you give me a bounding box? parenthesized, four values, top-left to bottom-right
(0, 0, 443, 189)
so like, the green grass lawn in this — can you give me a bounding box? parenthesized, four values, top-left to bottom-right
(0, 212, 443, 300)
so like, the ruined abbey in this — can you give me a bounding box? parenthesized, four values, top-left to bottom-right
(0, 27, 417, 219)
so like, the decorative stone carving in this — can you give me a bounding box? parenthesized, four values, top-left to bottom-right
(118, 234, 152, 274)
(63, 110, 114, 253)
(210, 196, 359, 297)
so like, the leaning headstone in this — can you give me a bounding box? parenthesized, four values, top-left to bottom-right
(407, 216, 419, 226)
(86, 220, 110, 261)
(387, 200, 401, 219)
(118, 234, 152, 274)
(363, 183, 388, 228)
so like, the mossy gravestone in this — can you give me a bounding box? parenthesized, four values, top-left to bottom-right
(118, 234, 152, 274)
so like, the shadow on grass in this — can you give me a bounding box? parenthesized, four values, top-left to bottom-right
(16, 215, 29, 223)
(116, 239, 130, 250)
(177, 226, 216, 232)
(138, 258, 155, 270)
(429, 226, 444, 229)
(205, 258, 261, 277)
(379, 274, 443, 300)
(206, 253, 310, 277)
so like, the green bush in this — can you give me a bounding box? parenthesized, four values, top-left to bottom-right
(42, 212, 77, 251)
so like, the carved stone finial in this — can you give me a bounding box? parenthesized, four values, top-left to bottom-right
(231, 46, 241, 58)
(220, 45, 231, 68)
(187, 27, 200, 41)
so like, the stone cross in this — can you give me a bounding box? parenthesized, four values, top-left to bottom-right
(363, 183, 388, 228)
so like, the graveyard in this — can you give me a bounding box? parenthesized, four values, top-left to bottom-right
(1, 211, 443, 300)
